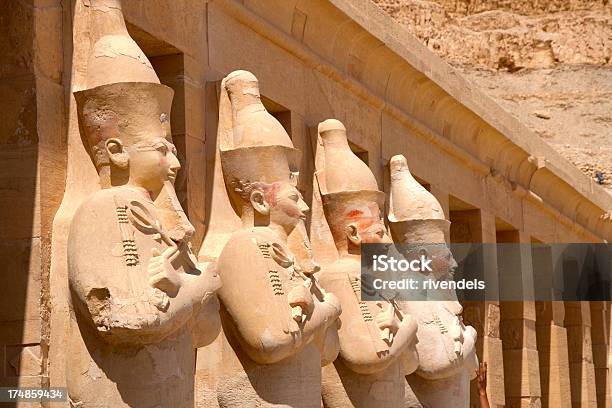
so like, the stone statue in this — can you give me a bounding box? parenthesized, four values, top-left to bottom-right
(387, 154, 478, 408)
(314, 119, 419, 408)
(214, 70, 342, 407)
(66, 2, 221, 406)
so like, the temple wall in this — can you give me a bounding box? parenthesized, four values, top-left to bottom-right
(0, 0, 65, 399)
(1, 0, 610, 407)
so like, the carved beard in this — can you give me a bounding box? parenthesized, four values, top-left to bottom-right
(287, 219, 320, 275)
(153, 180, 196, 243)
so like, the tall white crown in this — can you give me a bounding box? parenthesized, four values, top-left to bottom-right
(388, 154, 445, 223)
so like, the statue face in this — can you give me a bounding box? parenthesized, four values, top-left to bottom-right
(356, 218, 391, 244)
(268, 182, 308, 232)
(127, 138, 180, 195)
(427, 244, 458, 280)
(345, 203, 392, 246)
(403, 243, 457, 280)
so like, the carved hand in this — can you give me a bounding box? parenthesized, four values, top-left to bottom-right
(322, 292, 342, 321)
(288, 283, 314, 323)
(148, 247, 181, 294)
(375, 303, 399, 343)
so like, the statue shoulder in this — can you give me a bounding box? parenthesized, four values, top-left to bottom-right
(317, 259, 355, 282)
(220, 229, 278, 260)
(72, 187, 140, 221)
(69, 189, 127, 245)
(73, 188, 117, 216)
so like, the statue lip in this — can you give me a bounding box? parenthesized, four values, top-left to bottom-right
(167, 171, 177, 183)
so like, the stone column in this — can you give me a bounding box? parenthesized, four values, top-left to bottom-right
(536, 301, 572, 408)
(533, 244, 572, 408)
(565, 301, 598, 407)
(450, 209, 505, 407)
(590, 301, 610, 408)
(429, 186, 450, 243)
(479, 211, 504, 408)
(497, 230, 541, 407)
(607, 301, 612, 408)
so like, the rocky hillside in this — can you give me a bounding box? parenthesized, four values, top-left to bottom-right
(373, 0, 612, 192)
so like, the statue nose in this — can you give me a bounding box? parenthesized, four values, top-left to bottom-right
(169, 152, 181, 171)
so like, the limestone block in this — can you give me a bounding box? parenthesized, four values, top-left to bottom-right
(0, 371, 46, 390)
(594, 367, 608, 407)
(569, 361, 598, 408)
(565, 302, 592, 326)
(125, 0, 207, 61)
(6, 344, 42, 377)
(545, 324, 572, 408)
(500, 317, 538, 350)
(183, 58, 206, 138)
(0, 148, 40, 240)
(0, 238, 42, 345)
(487, 302, 501, 338)
(502, 348, 541, 397)
(484, 336, 506, 406)
(0, 74, 37, 147)
(567, 325, 594, 364)
(0, 1, 34, 79)
(33, 5, 62, 82)
(185, 133, 206, 249)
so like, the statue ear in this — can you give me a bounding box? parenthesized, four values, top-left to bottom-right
(250, 189, 270, 216)
(105, 138, 129, 169)
(345, 223, 361, 246)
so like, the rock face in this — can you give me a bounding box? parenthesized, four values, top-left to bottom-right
(373, 0, 612, 192)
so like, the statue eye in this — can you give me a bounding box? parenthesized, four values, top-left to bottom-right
(155, 144, 168, 155)
(376, 229, 385, 238)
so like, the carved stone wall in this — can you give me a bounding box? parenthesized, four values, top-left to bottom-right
(1, 0, 610, 407)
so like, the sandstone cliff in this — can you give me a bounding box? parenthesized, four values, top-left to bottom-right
(373, 0, 612, 192)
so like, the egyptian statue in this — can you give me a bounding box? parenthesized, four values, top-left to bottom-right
(314, 119, 419, 408)
(387, 154, 478, 408)
(213, 70, 342, 408)
(66, 1, 221, 406)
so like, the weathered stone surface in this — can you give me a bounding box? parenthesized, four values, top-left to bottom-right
(315, 123, 418, 407)
(387, 154, 477, 407)
(372, 0, 612, 193)
(61, 2, 221, 407)
(2, 0, 609, 407)
(208, 70, 341, 407)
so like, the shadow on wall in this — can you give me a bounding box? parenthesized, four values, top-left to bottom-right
(1, 0, 68, 391)
(0, 0, 42, 388)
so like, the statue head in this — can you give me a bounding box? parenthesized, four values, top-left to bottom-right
(75, 82, 178, 198)
(218, 70, 309, 239)
(316, 119, 391, 255)
(388, 154, 457, 280)
(74, 3, 195, 241)
(322, 191, 391, 255)
(75, 0, 180, 199)
(221, 146, 306, 235)
(232, 174, 309, 235)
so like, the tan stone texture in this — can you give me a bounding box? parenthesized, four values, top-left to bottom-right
(2, 0, 611, 407)
(372, 0, 612, 193)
